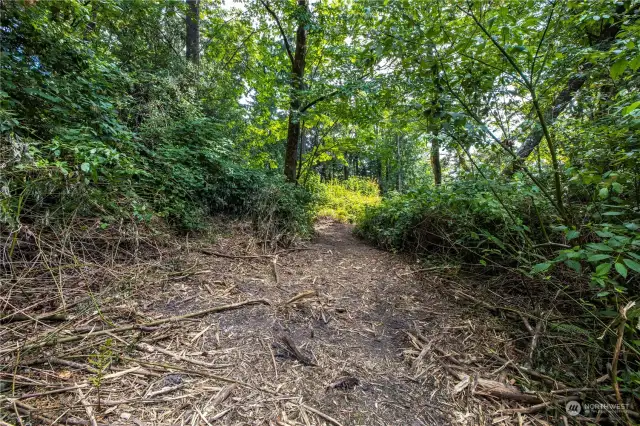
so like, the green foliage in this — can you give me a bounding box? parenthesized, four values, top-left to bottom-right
(307, 175, 380, 223)
(0, 0, 313, 243)
(357, 179, 549, 262)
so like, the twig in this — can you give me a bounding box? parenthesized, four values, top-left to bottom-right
(300, 403, 344, 426)
(499, 396, 578, 414)
(272, 255, 280, 285)
(211, 384, 236, 406)
(76, 385, 98, 426)
(285, 290, 317, 305)
(136, 342, 230, 369)
(612, 301, 635, 426)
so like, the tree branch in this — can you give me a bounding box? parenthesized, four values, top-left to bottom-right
(300, 89, 340, 113)
(259, 0, 294, 65)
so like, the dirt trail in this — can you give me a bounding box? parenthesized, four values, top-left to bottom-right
(5, 219, 496, 425)
(154, 218, 459, 425)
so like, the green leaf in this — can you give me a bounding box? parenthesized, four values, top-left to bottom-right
(587, 243, 613, 252)
(595, 263, 611, 276)
(623, 258, 640, 273)
(80, 163, 91, 173)
(599, 187, 608, 199)
(630, 55, 640, 72)
(596, 291, 610, 297)
(622, 101, 640, 115)
(615, 262, 628, 278)
(610, 58, 628, 79)
(565, 259, 582, 273)
(566, 230, 580, 240)
(531, 262, 552, 274)
(587, 254, 611, 262)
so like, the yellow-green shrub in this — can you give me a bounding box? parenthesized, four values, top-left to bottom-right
(308, 175, 381, 223)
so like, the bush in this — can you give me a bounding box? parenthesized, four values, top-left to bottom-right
(357, 179, 555, 264)
(307, 175, 381, 223)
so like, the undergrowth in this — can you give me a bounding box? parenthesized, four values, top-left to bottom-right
(306, 175, 381, 223)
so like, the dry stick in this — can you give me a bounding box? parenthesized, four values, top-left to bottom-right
(12, 400, 95, 426)
(119, 356, 270, 394)
(0, 311, 68, 324)
(0, 298, 271, 355)
(76, 385, 98, 426)
(16, 383, 89, 400)
(285, 290, 317, 305)
(612, 302, 635, 426)
(499, 396, 579, 415)
(272, 255, 280, 285)
(136, 342, 231, 369)
(300, 403, 344, 426)
(211, 383, 237, 406)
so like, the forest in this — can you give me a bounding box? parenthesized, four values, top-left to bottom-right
(1, 0, 639, 424)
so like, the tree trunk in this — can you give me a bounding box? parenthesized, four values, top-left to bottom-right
(185, 0, 199, 64)
(396, 134, 402, 192)
(296, 122, 306, 180)
(284, 0, 309, 182)
(431, 135, 442, 185)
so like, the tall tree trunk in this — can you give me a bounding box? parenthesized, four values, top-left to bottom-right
(396, 134, 402, 192)
(284, 0, 308, 182)
(185, 0, 199, 64)
(296, 122, 306, 180)
(431, 135, 442, 185)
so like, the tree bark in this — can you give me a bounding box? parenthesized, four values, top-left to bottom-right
(185, 0, 199, 64)
(431, 135, 442, 185)
(284, 0, 309, 182)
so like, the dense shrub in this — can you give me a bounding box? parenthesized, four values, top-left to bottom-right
(357, 179, 556, 264)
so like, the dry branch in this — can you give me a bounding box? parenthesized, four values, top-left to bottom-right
(285, 290, 317, 305)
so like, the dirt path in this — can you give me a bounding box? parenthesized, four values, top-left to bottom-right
(5, 219, 497, 425)
(146, 218, 458, 425)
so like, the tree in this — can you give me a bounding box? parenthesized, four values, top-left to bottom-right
(186, 0, 199, 64)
